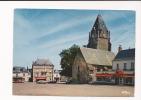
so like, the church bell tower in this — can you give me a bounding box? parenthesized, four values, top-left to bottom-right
(87, 14, 111, 51)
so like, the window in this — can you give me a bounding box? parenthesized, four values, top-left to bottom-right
(41, 72, 46, 76)
(131, 62, 134, 70)
(77, 66, 80, 80)
(78, 66, 80, 72)
(36, 72, 39, 77)
(116, 64, 119, 70)
(124, 63, 127, 70)
(97, 68, 100, 72)
(89, 70, 93, 74)
(16, 73, 18, 77)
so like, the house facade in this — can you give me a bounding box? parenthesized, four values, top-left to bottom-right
(112, 47, 135, 85)
(13, 66, 31, 83)
(32, 59, 54, 82)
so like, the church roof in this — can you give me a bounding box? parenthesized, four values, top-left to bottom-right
(32, 58, 54, 66)
(93, 14, 108, 32)
(114, 48, 135, 61)
(80, 47, 115, 66)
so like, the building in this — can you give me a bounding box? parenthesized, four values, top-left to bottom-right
(53, 70, 61, 82)
(72, 14, 115, 83)
(87, 14, 111, 51)
(13, 66, 31, 83)
(32, 58, 54, 82)
(112, 46, 135, 85)
(72, 47, 115, 83)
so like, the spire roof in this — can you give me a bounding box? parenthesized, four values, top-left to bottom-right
(93, 14, 108, 32)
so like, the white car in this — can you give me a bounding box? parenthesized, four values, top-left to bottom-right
(36, 80, 48, 84)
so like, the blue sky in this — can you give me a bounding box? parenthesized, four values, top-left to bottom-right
(13, 9, 135, 70)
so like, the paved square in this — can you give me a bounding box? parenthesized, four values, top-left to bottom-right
(13, 82, 134, 96)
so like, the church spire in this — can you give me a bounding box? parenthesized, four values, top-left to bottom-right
(87, 14, 111, 51)
(93, 14, 108, 32)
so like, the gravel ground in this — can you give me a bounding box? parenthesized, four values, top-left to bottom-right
(13, 82, 134, 97)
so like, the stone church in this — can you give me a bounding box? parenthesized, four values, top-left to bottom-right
(72, 14, 115, 83)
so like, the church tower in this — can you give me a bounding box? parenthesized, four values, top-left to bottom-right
(87, 14, 111, 51)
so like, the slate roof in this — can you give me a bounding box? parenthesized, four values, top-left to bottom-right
(32, 59, 54, 66)
(93, 14, 108, 32)
(114, 48, 135, 61)
(80, 47, 115, 66)
(13, 66, 27, 73)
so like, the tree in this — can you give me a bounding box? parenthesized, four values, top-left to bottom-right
(59, 44, 79, 77)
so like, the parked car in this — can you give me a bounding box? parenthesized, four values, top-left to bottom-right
(36, 80, 48, 84)
(48, 80, 57, 84)
(66, 79, 72, 84)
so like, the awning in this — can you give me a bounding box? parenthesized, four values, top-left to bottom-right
(122, 74, 134, 78)
(96, 73, 113, 77)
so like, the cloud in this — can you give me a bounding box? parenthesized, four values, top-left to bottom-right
(35, 14, 96, 39)
(39, 32, 87, 49)
(13, 9, 135, 69)
(111, 22, 135, 42)
(30, 11, 132, 47)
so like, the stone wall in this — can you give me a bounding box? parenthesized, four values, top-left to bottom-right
(97, 38, 109, 51)
(72, 51, 89, 83)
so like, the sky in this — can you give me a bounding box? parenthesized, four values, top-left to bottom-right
(13, 9, 135, 70)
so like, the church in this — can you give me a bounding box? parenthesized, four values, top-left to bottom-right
(72, 14, 115, 83)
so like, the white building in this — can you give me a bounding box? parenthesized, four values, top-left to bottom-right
(13, 66, 31, 82)
(112, 46, 135, 85)
(53, 70, 61, 82)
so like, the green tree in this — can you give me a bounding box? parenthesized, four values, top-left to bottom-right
(59, 44, 79, 77)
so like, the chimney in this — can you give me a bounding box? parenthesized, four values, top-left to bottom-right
(118, 45, 122, 52)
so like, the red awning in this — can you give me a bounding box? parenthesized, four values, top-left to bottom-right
(95, 70, 134, 78)
(122, 74, 134, 78)
(96, 73, 114, 77)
